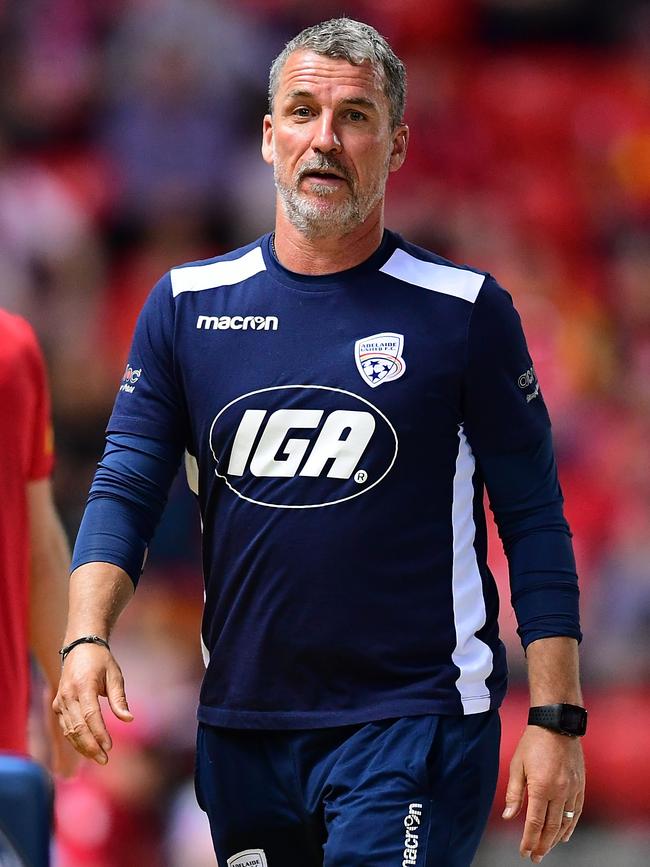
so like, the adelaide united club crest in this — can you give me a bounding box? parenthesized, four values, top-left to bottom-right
(355, 332, 406, 388)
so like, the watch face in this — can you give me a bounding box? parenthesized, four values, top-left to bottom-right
(560, 705, 587, 735)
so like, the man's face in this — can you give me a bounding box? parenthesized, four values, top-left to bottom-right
(262, 50, 408, 238)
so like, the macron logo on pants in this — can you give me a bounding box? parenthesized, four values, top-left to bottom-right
(403, 803, 423, 866)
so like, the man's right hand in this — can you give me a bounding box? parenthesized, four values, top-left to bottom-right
(52, 644, 133, 765)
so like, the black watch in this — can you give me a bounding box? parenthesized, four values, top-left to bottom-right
(528, 703, 587, 737)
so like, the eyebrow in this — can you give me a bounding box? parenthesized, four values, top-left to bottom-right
(283, 90, 378, 111)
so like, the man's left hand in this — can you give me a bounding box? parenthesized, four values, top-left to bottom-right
(502, 725, 585, 862)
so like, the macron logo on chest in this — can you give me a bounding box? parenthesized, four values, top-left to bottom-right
(169, 248, 278, 332)
(197, 314, 278, 331)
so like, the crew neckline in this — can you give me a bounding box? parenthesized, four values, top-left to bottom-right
(261, 229, 398, 292)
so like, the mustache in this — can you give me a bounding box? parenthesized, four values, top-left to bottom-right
(296, 156, 353, 185)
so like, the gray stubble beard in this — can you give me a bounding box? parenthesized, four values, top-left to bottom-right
(273, 148, 391, 240)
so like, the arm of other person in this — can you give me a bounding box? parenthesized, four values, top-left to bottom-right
(28, 478, 79, 777)
(21, 317, 79, 776)
(54, 273, 186, 764)
(463, 276, 585, 864)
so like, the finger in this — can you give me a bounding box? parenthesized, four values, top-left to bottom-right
(502, 759, 526, 820)
(47, 694, 78, 777)
(548, 797, 581, 853)
(66, 718, 108, 763)
(78, 689, 113, 753)
(52, 694, 69, 734)
(106, 663, 134, 722)
(556, 801, 578, 847)
(53, 694, 79, 746)
(520, 794, 548, 860)
(50, 717, 81, 778)
(59, 696, 108, 764)
(531, 798, 564, 862)
(560, 792, 584, 843)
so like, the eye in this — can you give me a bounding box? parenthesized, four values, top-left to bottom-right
(347, 110, 367, 122)
(292, 106, 314, 118)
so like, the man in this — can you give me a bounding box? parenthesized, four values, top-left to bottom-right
(0, 310, 76, 775)
(55, 18, 585, 867)
(0, 311, 77, 764)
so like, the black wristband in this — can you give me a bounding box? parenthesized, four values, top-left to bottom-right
(528, 703, 587, 737)
(59, 635, 111, 664)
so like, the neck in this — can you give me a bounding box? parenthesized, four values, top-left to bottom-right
(272, 200, 385, 275)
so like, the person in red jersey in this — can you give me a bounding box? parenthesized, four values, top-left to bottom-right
(0, 308, 76, 776)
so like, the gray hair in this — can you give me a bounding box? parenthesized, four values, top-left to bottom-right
(268, 18, 407, 129)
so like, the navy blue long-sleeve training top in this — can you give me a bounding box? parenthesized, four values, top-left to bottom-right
(73, 230, 580, 728)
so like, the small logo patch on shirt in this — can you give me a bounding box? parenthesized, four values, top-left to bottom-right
(355, 332, 406, 387)
(227, 850, 267, 867)
(119, 363, 142, 393)
(517, 364, 540, 402)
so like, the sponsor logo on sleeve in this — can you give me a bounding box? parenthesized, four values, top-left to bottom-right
(227, 850, 267, 867)
(518, 364, 540, 403)
(119, 364, 142, 394)
(355, 332, 406, 387)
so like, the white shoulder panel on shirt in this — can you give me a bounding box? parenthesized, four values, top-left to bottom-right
(379, 248, 485, 304)
(171, 246, 266, 297)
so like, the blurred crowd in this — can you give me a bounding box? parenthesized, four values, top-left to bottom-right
(1, 0, 648, 864)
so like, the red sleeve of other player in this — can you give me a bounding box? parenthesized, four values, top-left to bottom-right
(22, 320, 55, 481)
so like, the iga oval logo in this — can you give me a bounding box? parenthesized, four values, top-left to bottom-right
(209, 385, 398, 509)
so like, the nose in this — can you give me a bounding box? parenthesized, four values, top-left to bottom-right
(311, 110, 342, 154)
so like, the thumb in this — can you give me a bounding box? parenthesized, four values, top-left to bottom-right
(502, 759, 525, 820)
(106, 664, 134, 722)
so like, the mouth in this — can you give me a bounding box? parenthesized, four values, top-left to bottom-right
(300, 163, 349, 180)
(300, 170, 349, 189)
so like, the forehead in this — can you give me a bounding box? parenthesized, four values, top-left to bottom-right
(276, 49, 386, 105)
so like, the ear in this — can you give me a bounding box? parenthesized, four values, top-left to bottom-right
(262, 114, 274, 165)
(388, 124, 409, 173)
